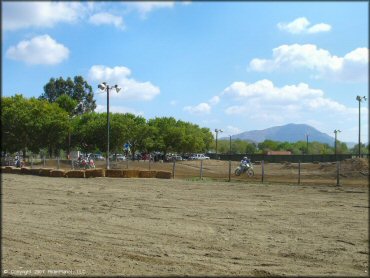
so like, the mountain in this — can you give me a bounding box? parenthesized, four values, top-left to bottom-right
(224, 123, 336, 145)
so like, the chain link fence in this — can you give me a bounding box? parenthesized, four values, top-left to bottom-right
(4, 156, 367, 187)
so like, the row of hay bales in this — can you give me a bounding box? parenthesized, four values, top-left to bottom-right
(1, 166, 172, 179)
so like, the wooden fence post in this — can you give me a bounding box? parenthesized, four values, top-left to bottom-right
(261, 160, 264, 183)
(57, 157, 60, 169)
(43, 156, 46, 167)
(172, 160, 176, 179)
(298, 160, 301, 185)
(228, 160, 231, 182)
(200, 160, 203, 180)
(149, 158, 151, 171)
(336, 161, 340, 186)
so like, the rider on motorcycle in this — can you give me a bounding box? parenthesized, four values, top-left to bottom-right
(241, 156, 251, 166)
(235, 156, 254, 177)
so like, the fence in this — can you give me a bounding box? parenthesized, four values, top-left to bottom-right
(208, 153, 362, 163)
(4, 156, 368, 187)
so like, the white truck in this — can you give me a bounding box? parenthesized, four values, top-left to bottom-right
(189, 153, 210, 160)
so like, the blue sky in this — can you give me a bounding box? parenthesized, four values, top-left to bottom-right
(2, 1, 369, 143)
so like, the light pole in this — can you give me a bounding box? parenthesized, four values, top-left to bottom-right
(334, 129, 341, 160)
(356, 95, 367, 157)
(98, 82, 121, 169)
(306, 133, 309, 155)
(229, 135, 232, 154)
(215, 128, 223, 156)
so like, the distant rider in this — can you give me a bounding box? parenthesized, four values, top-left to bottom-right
(241, 156, 251, 165)
(240, 156, 252, 170)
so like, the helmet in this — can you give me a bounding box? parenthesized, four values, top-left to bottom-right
(243, 156, 248, 160)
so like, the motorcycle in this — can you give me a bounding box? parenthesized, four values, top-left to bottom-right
(73, 157, 95, 169)
(235, 161, 254, 177)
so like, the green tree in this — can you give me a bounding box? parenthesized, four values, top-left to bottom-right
(258, 140, 279, 153)
(350, 143, 369, 155)
(1, 95, 69, 157)
(39, 76, 96, 114)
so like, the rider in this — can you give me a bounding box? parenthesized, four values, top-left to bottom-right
(241, 156, 251, 165)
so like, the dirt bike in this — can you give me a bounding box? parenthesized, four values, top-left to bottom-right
(235, 161, 254, 177)
(73, 158, 95, 169)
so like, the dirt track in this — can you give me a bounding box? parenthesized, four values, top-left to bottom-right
(2, 174, 369, 276)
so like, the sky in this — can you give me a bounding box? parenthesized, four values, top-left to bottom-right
(2, 1, 369, 144)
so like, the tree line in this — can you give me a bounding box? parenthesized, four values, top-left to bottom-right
(1, 95, 213, 158)
(216, 138, 368, 155)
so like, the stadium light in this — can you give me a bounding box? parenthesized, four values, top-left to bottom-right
(334, 129, 341, 161)
(98, 82, 121, 169)
(356, 95, 367, 157)
(215, 129, 223, 156)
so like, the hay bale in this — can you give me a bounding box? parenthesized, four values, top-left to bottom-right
(12, 168, 22, 175)
(139, 170, 157, 178)
(4, 166, 15, 174)
(156, 171, 172, 179)
(2, 166, 14, 173)
(50, 169, 66, 177)
(30, 168, 41, 175)
(20, 167, 32, 175)
(122, 170, 140, 178)
(105, 169, 123, 178)
(39, 168, 53, 177)
(85, 168, 105, 178)
(65, 170, 85, 178)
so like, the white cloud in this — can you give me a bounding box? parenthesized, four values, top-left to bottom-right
(220, 79, 361, 126)
(277, 17, 331, 34)
(277, 17, 310, 34)
(95, 104, 144, 116)
(183, 103, 211, 114)
(249, 44, 368, 82)
(184, 95, 219, 115)
(6, 35, 69, 65)
(89, 12, 125, 29)
(126, 2, 175, 17)
(209, 96, 220, 105)
(3, 2, 86, 31)
(222, 79, 323, 102)
(88, 65, 160, 101)
(307, 23, 331, 34)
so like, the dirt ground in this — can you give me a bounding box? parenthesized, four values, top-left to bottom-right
(2, 173, 369, 276)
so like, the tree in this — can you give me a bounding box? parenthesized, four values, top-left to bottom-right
(39, 76, 96, 115)
(1, 95, 69, 157)
(55, 94, 79, 116)
(258, 140, 279, 153)
(350, 143, 369, 155)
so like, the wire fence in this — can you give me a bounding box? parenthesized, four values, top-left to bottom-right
(3, 156, 368, 187)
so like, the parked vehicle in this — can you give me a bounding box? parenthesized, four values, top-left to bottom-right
(111, 154, 126, 161)
(189, 153, 210, 160)
(93, 153, 105, 161)
(167, 154, 183, 161)
(234, 159, 254, 177)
